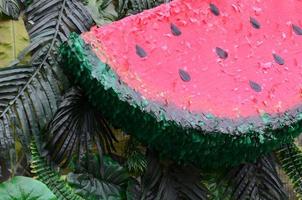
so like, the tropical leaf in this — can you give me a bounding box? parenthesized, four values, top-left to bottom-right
(276, 143, 302, 200)
(83, 0, 118, 25)
(117, 0, 171, 18)
(0, 0, 93, 174)
(67, 155, 129, 200)
(0, 18, 29, 66)
(126, 150, 209, 200)
(124, 137, 147, 177)
(0, 176, 57, 200)
(46, 87, 117, 168)
(0, 0, 21, 19)
(217, 155, 287, 200)
(30, 141, 84, 200)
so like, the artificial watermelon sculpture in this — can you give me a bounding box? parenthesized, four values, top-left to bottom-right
(61, 0, 302, 168)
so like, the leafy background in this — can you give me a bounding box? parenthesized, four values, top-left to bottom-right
(0, 0, 301, 200)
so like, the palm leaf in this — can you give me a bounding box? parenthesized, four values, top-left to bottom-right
(127, 150, 209, 200)
(218, 155, 287, 200)
(0, 0, 93, 173)
(0, 17, 29, 66)
(45, 87, 117, 168)
(0, 0, 21, 19)
(276, 143, 302, 200)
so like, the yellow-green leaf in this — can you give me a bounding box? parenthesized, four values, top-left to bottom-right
(0, 17, 29, 67)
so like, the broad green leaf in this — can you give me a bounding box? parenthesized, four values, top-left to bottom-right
(67, 173, 123, 200)
(0, 176, 57, 200)
(67, 156, 129, 200)
(0, 18, 29, 67)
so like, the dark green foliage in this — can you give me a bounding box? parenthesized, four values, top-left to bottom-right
(126, 150, 210, 200)
(125, 151, 147, 177)
(46, 87, 117, 167)
(67, 156, 129, 200)
(30, 141, 84, 200)
(216, 155, 287, 200)
(0, 0, 21, 19)
(0, 176, 57, 200)
(20, 0, 93, 61)
(82, 0, 118, 25)
(124, 137, 147, 177)
(117, 0, 171, 18)
(0, 0, 93, 175)
(276, 143, 302, 199)
(0, 1, 301, 199)
(0, 65, 34, 169)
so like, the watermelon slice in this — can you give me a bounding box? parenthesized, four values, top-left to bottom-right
(61, 0, 302, 168)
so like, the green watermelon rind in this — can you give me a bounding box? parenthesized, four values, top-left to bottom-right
(60, 33, 302, 168)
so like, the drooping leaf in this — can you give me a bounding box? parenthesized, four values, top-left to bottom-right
(46, 87, 117, 168)
(0, 0, 21, 19)
(0, 0, 93, 173)
(0, 18, 29, 66)
(67, 155, 129, 200)
(218, 155, 288, 200)
(276, 143, 302, 200)
(30, 141, 84, 200)
(0, 176, 57, 200)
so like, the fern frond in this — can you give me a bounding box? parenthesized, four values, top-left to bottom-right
(276, 143, 302, 200)
(30, 141, 84, 200)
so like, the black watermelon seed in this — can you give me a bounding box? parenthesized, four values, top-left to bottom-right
(273, 53, 285, 65)
(215, 47, 228, 59)
(210, 3, 220, 16)
(179, 69, 191, 82)
(249, 80, 262, 92)
(292, 24, 302, 35)
(171, 23, 182, 36)
(250, 17, 261, 29)
(136, 45, 147, 58)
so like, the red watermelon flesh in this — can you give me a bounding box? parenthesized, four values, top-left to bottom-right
(82, 0, 302, 119)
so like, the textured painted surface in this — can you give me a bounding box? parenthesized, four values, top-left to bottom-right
(62, 0, 302, 167)
(82, 0, 302, 118)
(61, 34, 302, 168)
